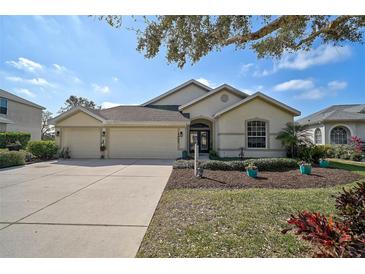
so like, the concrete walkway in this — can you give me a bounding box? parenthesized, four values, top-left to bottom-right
(0, 159, 172, 257)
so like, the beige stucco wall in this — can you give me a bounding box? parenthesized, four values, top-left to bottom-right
(57, 111, 103, 127)
(3, 100, 42, 140)
(216, 97, 294, 157)
(0, 123, 6, 132)
(151, 83, 208, 106)
(182, 88, 243, 119)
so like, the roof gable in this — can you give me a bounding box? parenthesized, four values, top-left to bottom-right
(141, 79, 211, 106)
(0, 88, 45, 109)
(214, 92, 301, 118)
(49, 106, 105, 125)
(179, 84, 248, 111)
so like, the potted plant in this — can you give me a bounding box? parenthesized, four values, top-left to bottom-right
(246, 164, 258, 178)
(100, 140, 106, 159)
(299, 161, 312, 175)
(319, 158, 329, 168)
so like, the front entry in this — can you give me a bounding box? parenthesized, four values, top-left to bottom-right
(189, 130, 210, 153)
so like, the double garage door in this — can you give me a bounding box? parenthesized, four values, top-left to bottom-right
(63, 127, 180, 159)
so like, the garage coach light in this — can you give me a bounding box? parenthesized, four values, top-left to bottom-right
(178, 131, 183, 137)
(102, 129, 106, 136)
(56, 130, 60, 137)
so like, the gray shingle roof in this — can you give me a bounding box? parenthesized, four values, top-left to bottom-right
(96, 106, 189, 122)
(0, 89, 45, 109)
(298, 104, 365, 125)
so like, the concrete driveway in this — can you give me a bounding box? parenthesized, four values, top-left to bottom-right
(0, 159, 172, 257)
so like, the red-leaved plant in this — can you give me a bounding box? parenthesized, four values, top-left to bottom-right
(282, 182, 365, 257)
(350, 135, 363, 153)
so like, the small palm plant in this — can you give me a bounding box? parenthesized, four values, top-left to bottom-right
(276, 122, 312, 158)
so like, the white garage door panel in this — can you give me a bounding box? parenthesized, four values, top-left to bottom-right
(64, 128, 100, 158)
(110, 128, 179, 159)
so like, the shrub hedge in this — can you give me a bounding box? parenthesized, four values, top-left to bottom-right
(0, 151, 25, 168)
(27, 140, 58, 160)
(173, 158, 298, 171)
(0, 132, 31, 149)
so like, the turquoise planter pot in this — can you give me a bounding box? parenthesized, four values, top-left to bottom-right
(246, 169, 258, 178)
(319, 160, 329, 168)
(300, 165, 312, 175)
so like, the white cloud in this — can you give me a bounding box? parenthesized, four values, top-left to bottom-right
(92, 84, 110, 94)
(101, 102, 121, 109)
(196, 78, 219, 88)
(277, 45, 351, 71)
(240, 63, 255, 76)
(15, 88, 36, 98)
(273, 79, 314, 92)
(328, 80, 347, 90)
(112, 76, 119, 82)
(53, 64, 67, 72)
(295, 89, 326, 100)
(6, 57, 43, 72)
(5, 76, 54, 87)
(196, 78, 211, 87)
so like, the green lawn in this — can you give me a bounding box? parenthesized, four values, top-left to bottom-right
(137, 162, 364, 258)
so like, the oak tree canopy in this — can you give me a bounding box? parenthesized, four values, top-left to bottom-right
(97, 16, 365, 68)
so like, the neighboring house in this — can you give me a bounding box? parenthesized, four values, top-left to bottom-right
(50, 79, 301, 159)
(0, 89, 44, 140)
(298, 104, 365, 145)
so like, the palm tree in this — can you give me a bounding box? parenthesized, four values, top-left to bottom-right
(276, 122, 312, 158)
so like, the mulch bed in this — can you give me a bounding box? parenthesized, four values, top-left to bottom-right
(166, 167, 363, 189)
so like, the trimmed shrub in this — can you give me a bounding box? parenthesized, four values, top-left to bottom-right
(27, 140, 58, 160)
(243, 158, 298, 171)
(0, 132, 31, 149)
(201, 160, 234, 171)
(0, 151, 25, 168)
(173, 160, 196, 169)
(173, 158, 297, 171)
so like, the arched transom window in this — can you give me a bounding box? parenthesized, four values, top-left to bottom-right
(314, 128, 322, 144)
(247, 120, 267, 148)
(330, 126, 349, 144)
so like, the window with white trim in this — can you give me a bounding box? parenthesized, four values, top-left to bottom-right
(314, 128, 322, 144)
(330, 126, 349, 144)
(247, 120, 267, 148)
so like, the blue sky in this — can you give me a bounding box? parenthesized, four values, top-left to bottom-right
(0, 15, 364, 118)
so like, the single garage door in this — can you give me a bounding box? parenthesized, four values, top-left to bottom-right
(109, 128, 179, 159)
(63, 128, 100, 158)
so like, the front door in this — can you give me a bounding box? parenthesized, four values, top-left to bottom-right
(190, 130, 210, 153)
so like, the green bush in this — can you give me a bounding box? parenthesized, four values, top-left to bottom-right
(298, 145, 327, 164)
(0, 132, 31, 149)
(350, 152, 363, 162)
(173, 157, 297, 171)
(243, 158, 298, 171)
(201, 160, 234, 171)
(27, 140, 58, 160)
(0, 151, 25, 168)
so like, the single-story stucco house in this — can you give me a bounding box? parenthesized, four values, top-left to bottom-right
(0, 89, 44, 140)
(298, 104, 365, 145)
(50, 79, 301, 159)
